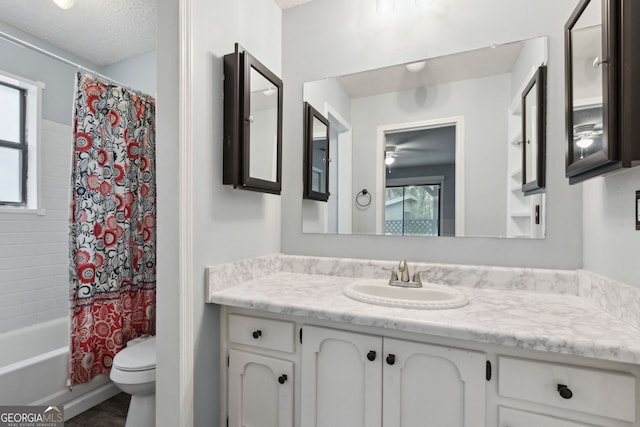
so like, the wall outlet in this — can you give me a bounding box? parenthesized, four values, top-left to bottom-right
(636, 191, 640, 230)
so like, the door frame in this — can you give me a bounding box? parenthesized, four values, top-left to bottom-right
(376, 116, 465, 236)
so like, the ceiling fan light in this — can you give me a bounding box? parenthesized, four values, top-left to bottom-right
(385, 156, 395, 166)
(52, 0, 77, 9)
(576, 136, 594, 149)
(405, 61, 426, 73)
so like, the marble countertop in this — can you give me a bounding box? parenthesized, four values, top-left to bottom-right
(208, 271, 640, 365)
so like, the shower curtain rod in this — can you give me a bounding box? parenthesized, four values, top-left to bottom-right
(0, 30, 152, 98)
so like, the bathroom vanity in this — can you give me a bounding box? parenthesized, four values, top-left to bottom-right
(207, 255, 640, 427)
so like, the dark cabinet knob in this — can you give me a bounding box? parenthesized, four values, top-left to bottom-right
(367, 351, 376, 361)
(557, 384, 573, 399)
(278, 374, 288, 384)
(386, 354, 396, 365)
(252, 330, 262, 339)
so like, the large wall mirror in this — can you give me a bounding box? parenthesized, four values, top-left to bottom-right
(302, 37, 547, 239)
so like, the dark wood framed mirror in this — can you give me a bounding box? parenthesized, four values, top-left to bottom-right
(223, 43, 283, 194)
(522, 66, 546, 196)
(303, 102, 330, 202)
(565, 0, 640, 184)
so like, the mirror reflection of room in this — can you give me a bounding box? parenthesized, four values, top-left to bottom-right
(249, 67, 279, 182)
(569, 0, 603, 163)
(302, 37, 547, 239)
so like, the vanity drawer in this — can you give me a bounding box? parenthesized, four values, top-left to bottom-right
(498, 356, 636, 422)
(228, 314, 295, 353)
(498, 406, 597, 427)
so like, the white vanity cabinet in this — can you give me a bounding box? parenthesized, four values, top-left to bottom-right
(300, 325, 486, 427)
(221, 308, 640, 427)
(226, 314, 297, 427)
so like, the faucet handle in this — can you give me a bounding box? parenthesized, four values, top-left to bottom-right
(398, 260, 410, 282)
(411, 270, 431, 285)
(382, 267, 399, 284)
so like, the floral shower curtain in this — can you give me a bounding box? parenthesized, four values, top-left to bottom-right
(69, 73, 156, 385)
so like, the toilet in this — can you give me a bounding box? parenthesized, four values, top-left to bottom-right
(110, 336, 156, 427)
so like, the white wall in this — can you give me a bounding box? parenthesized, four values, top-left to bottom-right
(349, 74, 510, 237)
(102, 50, 157, 97)
(510, 37, 547, 100)
(282, 0, 582, 269)
(582, 168, 640, 287)
(0, 120, 71, 333)
(188, 0, 282, 425)
(304, 78, 352, 120)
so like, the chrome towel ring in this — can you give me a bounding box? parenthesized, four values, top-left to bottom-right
(355, 189, 372, 208)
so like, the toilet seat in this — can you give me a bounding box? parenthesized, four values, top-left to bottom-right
(113, 336, 156, 372)
(111, 336, 156, 385)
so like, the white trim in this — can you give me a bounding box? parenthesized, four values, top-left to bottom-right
(324, 103, 353, 234)
(0, 69, 46, 91)
(574, 96, 602, 109)
(0, 72, 44, 210)
(178, 0, 194, 425)
(386, 175, 445, 186)
(0, 207, 46, 215)
(376, 116, 465, 236)
(61, 383, 120, 421)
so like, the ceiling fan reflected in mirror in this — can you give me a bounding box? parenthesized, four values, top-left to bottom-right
(573, 123, 602, 158)
(385, 146, 397, 166)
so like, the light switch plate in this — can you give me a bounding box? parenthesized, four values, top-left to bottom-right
(636, 191, 640, 230)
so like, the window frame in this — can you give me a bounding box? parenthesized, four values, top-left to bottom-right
(0, 70, 44, 213)
(0, 80, 28, 206)
(385, 182, 443, 237)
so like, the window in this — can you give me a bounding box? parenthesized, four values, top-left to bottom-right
(0, 72, 42, 209)
(385, 184, 441, 236)
(0, 82, 27, 205)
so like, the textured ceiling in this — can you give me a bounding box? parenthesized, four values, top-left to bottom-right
(0, 0, 156, 66)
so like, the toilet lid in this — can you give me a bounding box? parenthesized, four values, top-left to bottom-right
(113, 336, 156, 371)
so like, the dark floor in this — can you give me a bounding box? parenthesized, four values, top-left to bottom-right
(65, 392, 130, 427)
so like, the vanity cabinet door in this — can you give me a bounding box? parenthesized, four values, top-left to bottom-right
(382, 338, 486, 427)
(228, 349, 293, 427)
(301, 326, 383, 427)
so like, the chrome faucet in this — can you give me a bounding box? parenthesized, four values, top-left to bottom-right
(386, 260, 423, 288)
(398, 260, 410, 282)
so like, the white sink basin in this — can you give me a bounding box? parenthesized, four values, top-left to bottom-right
(343, 280, 468, 310)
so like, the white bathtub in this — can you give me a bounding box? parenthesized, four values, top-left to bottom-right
(0, 317, 119, 419)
